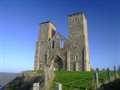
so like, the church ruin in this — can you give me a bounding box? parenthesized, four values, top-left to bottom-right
(34, 12, 91, 71)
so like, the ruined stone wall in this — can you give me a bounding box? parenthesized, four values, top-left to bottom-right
(34, 12, 91, 72)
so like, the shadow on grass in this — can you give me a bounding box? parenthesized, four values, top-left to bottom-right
(98, 79, 120, 90)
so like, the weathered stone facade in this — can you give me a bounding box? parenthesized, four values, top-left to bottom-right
(34, 12, 91, 71)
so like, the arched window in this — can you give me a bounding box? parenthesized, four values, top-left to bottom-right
(75, 56, 79, 60)
(60, 40, 64, 48)
(52, 40, 55, 48)
(52, 29, 56, 37)
(75, 56, 77, 60)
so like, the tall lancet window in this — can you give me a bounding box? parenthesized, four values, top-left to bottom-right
(50, 40, 55, 48)
(75, 55, 79, 71)
(75, 56, 77, 60)
(52, 40, 55, 48)
(60, 40, 64, 48)
(52, 29, 56, 37)
(75, 56, 79, 61)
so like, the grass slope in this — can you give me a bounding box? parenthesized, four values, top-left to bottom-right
(51, 71, 95, 90)
(51, 71, 119, 90)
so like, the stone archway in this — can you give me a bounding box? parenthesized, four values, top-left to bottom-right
(54, 56, 64, 71)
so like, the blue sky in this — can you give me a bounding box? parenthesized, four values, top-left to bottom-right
(0, 0, 120, 72)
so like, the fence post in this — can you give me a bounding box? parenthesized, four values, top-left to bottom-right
(107, 68, 111, 81)
(114, 66, 117, 79)
(56, 82, 62, 90)
(33, 83, 40, 90)
(94, 70, 99, 89)
(118, 66, 120, 77)
(118, 66, 120, 72)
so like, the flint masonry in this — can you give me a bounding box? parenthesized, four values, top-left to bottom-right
(34, 12, 91, 71)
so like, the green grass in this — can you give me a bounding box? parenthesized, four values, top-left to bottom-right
(51, 71, 95, 90)
(50, 71, 120, 90)
(98, 71, 108, 83)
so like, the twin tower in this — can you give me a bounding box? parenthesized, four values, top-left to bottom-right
(34, 12, 91, 71)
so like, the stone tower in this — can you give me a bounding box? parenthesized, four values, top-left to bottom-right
(68, 12, 91, 71)
(34, 21, 56, 70)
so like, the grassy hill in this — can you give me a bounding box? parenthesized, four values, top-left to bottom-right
(1, 70, 119, 90)
(51, 71, 94, 90)
(50, 71, 119, 90)
(2, 71, 43, 90)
